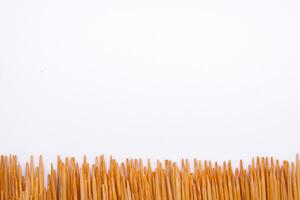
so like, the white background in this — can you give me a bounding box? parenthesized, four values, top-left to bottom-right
(0, 0, 300, 166)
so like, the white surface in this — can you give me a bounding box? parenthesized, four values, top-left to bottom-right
(0, 0, 300, 165)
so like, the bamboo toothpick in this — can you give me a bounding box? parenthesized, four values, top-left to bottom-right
(0, 155, 299, 200)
